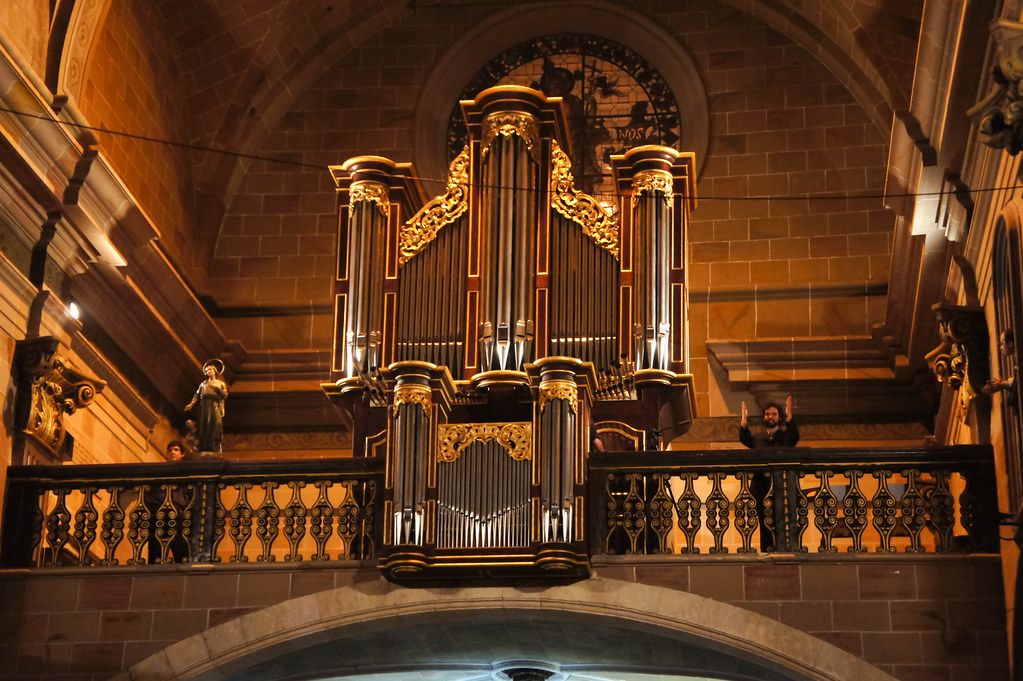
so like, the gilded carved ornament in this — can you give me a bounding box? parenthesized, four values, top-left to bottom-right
(349, 180, 390, 216)
(925, 304, 989, 414)
(437, 422, 532, 462)
(632, 169, 674, 201)
(393, 383, 432, 409)
(17, 339, 105, 460)
(481, 112, 540, 163)
(538, 379, 578, 414)
(968, 20, 1023, 156)
(549, 140, 619, 258)
(398, 146, 470, 265)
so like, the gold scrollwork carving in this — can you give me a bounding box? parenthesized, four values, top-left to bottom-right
(539, 379, 578, 414)
(393, 383, 432, 409)
(349, 180, 390, 216)
(549, 140, 619, 257)
(926, 304, 990, 415)
(632, 169, 674, 200)
(481, 112, 540, 163)
(437, 422, 532, 462)
(17, 338, 105, 460)
(398, 146, 470, 265)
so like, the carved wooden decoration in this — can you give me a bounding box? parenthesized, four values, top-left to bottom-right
(926, 304, 989, 412)
(15, 337, 105, 462)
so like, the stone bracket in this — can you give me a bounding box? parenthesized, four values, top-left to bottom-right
(14, 336, 106, 463)
(968, 19, 1023, 158)
(926, 304, 989, 411)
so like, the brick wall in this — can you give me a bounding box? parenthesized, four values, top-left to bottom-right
(0, 558, 1005, 680)
(78, 1, 195, 278)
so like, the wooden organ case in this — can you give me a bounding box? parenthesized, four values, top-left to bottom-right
(323, 86, 697, 582)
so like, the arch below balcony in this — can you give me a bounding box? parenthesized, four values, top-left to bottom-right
(120, 576, 895, 681)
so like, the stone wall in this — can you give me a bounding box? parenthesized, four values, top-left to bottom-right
(77, 1, 196, 276)
(599, 556, 1007, 680)
(204, 0, 895, 419)
(0, 0, 48, 78)
(0, 556, 1005, 680)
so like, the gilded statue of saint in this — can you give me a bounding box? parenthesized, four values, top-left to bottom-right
(185, 359, 228, 455)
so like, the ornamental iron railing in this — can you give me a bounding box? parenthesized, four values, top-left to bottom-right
(589, 446, 999, 555)
(0, 459, 381, 567)
(0, 445, 1000, 569)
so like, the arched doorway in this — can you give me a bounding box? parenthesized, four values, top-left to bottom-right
(125, 579, 895, 681)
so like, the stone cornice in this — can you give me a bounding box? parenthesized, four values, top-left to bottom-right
(707, 336, 896, 384)
(0, 43, 228, 409)
(691, 281, 887, 303)
(706, 336, 935, 418)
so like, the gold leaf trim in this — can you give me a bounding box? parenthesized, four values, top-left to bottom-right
(394, 384, 432, 409)
(632, 169, 674, 200)
(399, 146, 470, 265)
(539, 379, 578, 414)
(481, 111, 540, 163)
(18, 343, 105, 459)
(437, 422, 532, 462)
(349, 180, 390, 216)
(549, 140, 619, 257)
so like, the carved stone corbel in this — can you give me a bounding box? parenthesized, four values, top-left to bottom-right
(968, 19, 1023, 156)
(14, 337, 106, 463)
(926, 304, 989, 412)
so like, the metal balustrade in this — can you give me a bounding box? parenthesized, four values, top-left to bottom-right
(0, 459, 382, 567)
(589, 446, 999, 556)
(0, 445, 1001, 569)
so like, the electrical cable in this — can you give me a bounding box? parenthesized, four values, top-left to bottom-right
(2, 103, 1020, 202)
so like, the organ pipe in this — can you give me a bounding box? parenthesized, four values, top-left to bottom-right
(325, 86, 697, 581)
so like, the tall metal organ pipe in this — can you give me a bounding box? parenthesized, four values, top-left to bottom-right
(632, 183, 673, 370)
(390, 377, 431, 545)
(479, 134, 537, 371)
(346, 197, 389, 377)
(535, 359, 581, 544)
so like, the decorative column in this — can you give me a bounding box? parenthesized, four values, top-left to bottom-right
(531, 357, 593, 546)
(388, 363, 433, 547)
(378, 360, 454, 577)
(330, 157, 420, 380)
(13, 336, 105, 464)
(324, 157, 422, 455)
(610, 146, 696, 373)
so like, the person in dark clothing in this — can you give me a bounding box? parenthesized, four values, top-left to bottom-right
(738, 396, 799, 552)
(739, 396, 799, 448)
(146, 440, 192, 563)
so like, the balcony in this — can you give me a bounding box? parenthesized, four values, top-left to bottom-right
(0, 445, 998, 570)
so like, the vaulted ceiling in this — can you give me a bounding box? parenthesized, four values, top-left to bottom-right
(44, 0, 922, 284)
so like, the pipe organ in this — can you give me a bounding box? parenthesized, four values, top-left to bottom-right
(324, 86, 697, 581)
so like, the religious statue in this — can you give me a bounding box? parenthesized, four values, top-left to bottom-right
(185, 359, 228, 455)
